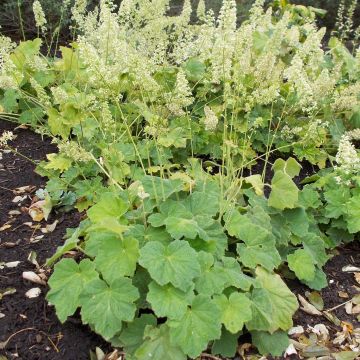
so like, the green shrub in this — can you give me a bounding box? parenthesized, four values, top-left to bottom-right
(0, 0, 359, 358)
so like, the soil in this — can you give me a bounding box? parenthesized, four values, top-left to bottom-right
(0, 120, 108, 360)
(0, 119, 359, 360)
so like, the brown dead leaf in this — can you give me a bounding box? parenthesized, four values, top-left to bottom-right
(22, 271, 46, 286)
(40, 220, 58, 234)
(354, 273, 360, 285)
(345, 302, 353, 314)
(306, 291, 324, 311)
(30, 235, 44, 243)
(298, 294, 322, 315)
(12, 185, 36, 195)
(323, 311, 341, 326)
(0, 288, 16, 300)
(342, 265, 360, 272)
(0, 224, 11, 231)
(25, 288, 41, 299)
(338, 291, 349, 299)
(12, 195, 27, 203)
(288, 325, 305, 336)
(28, 200, 51, 222)
(351, 305, 360, 314)
(8, 210, 21, 216)
(238, 343, 252, 357)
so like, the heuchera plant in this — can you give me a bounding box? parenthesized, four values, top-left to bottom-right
(0, 0, 359, 357)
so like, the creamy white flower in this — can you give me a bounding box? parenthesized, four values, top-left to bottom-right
(204, 106, 218, 131)
(33, 0, 47, 32)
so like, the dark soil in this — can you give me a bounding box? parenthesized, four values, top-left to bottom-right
(290, 242, 360, 331)
(0, 118, 359, 360)
(0, 120, 108, 360)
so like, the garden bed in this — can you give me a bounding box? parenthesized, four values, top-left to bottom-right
(1, 121, 359, 360)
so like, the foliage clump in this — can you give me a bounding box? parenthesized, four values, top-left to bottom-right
(0, 0, 359, 358)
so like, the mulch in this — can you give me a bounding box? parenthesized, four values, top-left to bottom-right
(0, 119, 359, 360)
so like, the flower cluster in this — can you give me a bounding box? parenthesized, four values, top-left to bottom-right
(0, 131, 15, 147)
(58, 141, 92, 162)
(33, 0, 47, 32)
(335, 133, 360, 175)
(204, 106, 218, 131)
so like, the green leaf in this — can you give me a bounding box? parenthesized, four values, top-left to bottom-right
(147, 281, 194, 319)
(272, 158, 301, 178)
(183, 58, 206, 82)
(283, 207, 309, 237)
(168, 295, 221, 358)
(94, 236, 139, 282)
(211, 328, 239, 358)
(245, 174, 264, 196)
(140, 176, 184, 200)
(134, 325, 186, 360)
(113, 314, 157, 353)
(287, 249, 315, 281)
(194, 252, 228, 296)
(139, 240, 200, 291)
(268, 171, 299, 210)
(158, 127, 187, 148)
(80, 277, 139, 340)
(302, 267, 327, 290)
(246, 268, 298, 333)
(303, 235, 328, 266)
(221, 257, 254, 291)
(44, 153, 72, 172)
(214, 292, 252, 333)
(47, 259, 98, 322)
(1, 89, 19, 112)
(324, 188, 351, 219)
(298, 186, 321, 209)
(227, 209, 281, 271)
(87, 193, 128, 223)
(252, 330, 289, 356)
(149, 200, 213, 240)
(346, 195, 360, 233)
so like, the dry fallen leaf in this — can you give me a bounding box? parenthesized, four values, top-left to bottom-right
(0, 224, 11, 231)
(12, 195, 27, 203)
(0, 288, 16, 300)
(310, 324, 329, 341)
(22, 271, 46, 286)
(354, 273, 360, 285)
(298, 294, 322, 316)
(323, 311, 341, 326)
(8, 210, 21, 216)
(352, 305, 360, 314)
(343, 266, 360, 272)
(284, 343, 297, 356)
(306, 291, 324, 311)
(0, 313, 5, 319)
(338, 291, 349, 299)
(5, 261, 20, 268)
(12, 185, 36, 195)
(30, 235, 44, 243)
(28, 198, 52, 222)
(288, 325, 305, 336)
(27, 251, 39, 269)
(41, 219, 58, 234)
(25, 288, 41, 299)
(345, 302, 353, 315)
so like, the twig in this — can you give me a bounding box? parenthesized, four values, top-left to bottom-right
(326, 299, 352, 312)
(0, 327, 36, 349)
(201, 353, 223, 360)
